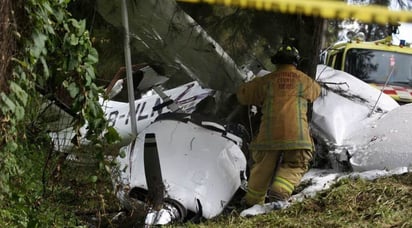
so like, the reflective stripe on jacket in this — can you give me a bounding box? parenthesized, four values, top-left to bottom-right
(236, 65, 321, 151)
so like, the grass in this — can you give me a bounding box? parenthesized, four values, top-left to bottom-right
(196, 173, 412, 228)
(57, 159, 412, 227)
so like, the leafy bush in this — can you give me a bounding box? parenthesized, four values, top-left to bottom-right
(0, 0, 113, 226)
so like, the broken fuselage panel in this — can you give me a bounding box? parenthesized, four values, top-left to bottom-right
(312, 65, 412, 172)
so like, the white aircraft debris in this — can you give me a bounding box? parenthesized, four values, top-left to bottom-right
(114, 114, 248, 224)
(347, 103, 412, 171)
(312, 65, 412, 172)
(43, 0, 412, 224)
(48, 64, 412, 224)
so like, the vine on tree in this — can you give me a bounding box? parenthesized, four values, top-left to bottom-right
(0, 0, 117, 226)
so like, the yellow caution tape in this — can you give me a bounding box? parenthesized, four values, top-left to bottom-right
(177, 0, 412, 25)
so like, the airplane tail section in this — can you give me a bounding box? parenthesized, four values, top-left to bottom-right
(105, 63, 169, 100)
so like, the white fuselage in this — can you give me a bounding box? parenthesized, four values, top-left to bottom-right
(51, 81, 215, 151)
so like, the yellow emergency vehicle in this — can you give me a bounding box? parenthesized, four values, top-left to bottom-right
(323, 31, 412, 105)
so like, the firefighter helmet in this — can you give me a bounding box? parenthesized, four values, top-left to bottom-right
(271, 45, 301, 66)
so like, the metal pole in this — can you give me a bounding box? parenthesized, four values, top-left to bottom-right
(121, 0, 138, 137)
(368, 64, 395, 117)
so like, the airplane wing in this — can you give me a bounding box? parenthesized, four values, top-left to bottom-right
(95, 0, 247, 93)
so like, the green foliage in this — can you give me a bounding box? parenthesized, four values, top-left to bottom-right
(0, 0, 117, 226)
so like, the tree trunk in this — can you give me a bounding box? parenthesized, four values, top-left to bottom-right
(0, 0, 14, 94)
(297, 16, 325, 79)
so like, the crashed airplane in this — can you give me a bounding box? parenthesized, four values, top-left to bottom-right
(44, 0, 412, 225)
(49, 64, 249, 224)
(48, 63, 412, 224)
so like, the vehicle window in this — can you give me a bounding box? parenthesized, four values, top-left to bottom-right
(344, 48, 412, 85)
(327, 53, 335, 67)
(335, 51, 343, 70)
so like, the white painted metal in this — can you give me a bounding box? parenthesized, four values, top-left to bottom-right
(50, 81, 215, 151)
(313, 65, 399, 146)
(311, 65, 412, 172)
(115, 117, 246, 219)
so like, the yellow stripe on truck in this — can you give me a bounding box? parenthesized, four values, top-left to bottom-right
(177, 0, 412, 25)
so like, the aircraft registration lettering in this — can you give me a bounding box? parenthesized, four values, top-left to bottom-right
(175, 83, 195, 101)
(151, 98, 164, 117)
(107, 110, 119, 127)
(137, 102, 149, 121)
(124, 104, 138, 125)
(105, 82, 212, 129)
(119, 98, 165, 125)
(105, 97, 173, 128)
(125, 102, 145, 125)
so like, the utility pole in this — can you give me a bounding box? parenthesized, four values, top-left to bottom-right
(120, 0, 138, 137)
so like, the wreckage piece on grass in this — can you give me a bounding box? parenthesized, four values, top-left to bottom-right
(239, 200, 290, 217)
(311, 65, 412, 171)
(347, 103, 412, 171)
(313, 65, 399, 147)
(113, 112, 247, 225)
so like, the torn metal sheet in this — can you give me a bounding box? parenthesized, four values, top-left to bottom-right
(96, 0, 246, 93)
(313, 65, 399, 146)
(348, 103, 412, 171)
(312, 65, 412, 171)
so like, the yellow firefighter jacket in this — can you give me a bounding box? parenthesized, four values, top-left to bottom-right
(237, 65, 321, 151)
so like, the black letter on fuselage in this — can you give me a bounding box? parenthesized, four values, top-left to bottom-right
(107, 111, 119, 127)
(138, 102, 148, 120)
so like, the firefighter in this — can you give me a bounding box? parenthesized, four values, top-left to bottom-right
(236, 45, 321, 215)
